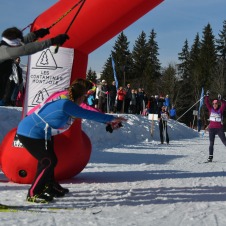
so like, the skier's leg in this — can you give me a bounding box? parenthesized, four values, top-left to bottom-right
(163, 122, 166, 143)
(217, 128, 226, 146)
(165, 123, 169, 144)
(17, 135, 56, 201)
(47, 137, 69, 196)
(159, 122, 164, 143)
(208, 128, 215, 161)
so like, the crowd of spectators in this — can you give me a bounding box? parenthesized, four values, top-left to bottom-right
(86, 80, 177, 119)
(0, 75, 177, 120)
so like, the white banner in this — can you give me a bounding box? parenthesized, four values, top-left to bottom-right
(23, 46, 74, 117)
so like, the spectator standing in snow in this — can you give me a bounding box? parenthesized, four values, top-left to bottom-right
(124, 83, 132, 113)
(130, 89, 137, 114)
(116, 86, 126, 113)
(164, 94, 170, 112)
(169, 105, 176, 120)
(108, 81, 117, 113)
(1, 57, 23, 106)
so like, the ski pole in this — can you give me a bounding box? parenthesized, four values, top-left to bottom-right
(176, 95, 205, 122)
(150, 114, 154, 137)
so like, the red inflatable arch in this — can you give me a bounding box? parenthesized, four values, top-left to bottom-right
(0, 0, 163, 183)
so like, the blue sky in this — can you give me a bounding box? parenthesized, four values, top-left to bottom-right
(1, 0, 226, 74)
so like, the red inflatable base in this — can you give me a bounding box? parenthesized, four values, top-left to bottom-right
(0, 121, 91, 184)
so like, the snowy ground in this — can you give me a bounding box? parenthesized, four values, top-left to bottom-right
(1, 107, 226, 226)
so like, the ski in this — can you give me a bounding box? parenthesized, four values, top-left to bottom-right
(0, 203, 74, 213)
(0, 203, 102, 214)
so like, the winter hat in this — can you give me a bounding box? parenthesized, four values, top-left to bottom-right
(2, 27, 23, 46)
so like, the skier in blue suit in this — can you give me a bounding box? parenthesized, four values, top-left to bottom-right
(17, 79, 126, 203)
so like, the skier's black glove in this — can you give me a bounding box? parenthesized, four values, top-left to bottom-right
(33, 28, 50, 38)
(206, 90, 210, 96)
(106, 124, 113, 133)
(218, 94, 222, 100)
(106, 122, 123, 133)
(51, 34, 69, 46)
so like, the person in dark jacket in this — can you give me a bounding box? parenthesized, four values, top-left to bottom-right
(17, 79, 126, 203)
(1, 57, 23, 106)
(136, 88, 144, 114)
(0, 27, 69, 104)
(124, 83, 132, 113)
(130, 89, 137, 114)
(108, 81, 117, 113)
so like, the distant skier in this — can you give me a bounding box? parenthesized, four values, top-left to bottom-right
(205, 90, 226, 162)
(158, 105, 169, 144)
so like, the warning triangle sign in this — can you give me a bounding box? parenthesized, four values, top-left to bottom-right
(35, 49, 58, 70)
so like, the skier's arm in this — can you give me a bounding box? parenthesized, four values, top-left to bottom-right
(204, 96, 212, 111)
(0, 32, 68, 62)
(23, 32, 37, 44)
(0, 39, 52, 62)
(220, 98, 226, 112)
(63, 101, 120, 124)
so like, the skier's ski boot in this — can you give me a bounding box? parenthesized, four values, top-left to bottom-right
(48, 182, 69, 198)
(207, 155, 213, 162)
(27, 192, 53, 203)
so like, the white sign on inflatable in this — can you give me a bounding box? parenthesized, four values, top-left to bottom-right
(23, 46, 74, 117)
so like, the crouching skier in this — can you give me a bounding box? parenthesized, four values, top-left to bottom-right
(17, 79, 126, 203)
(205, 90, 226, 162)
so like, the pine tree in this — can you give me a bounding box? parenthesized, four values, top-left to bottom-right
(147, 29, 161, 75)
(178, 39, 190, 80)
(160, 64, 178, 105)
(177, 39, 193, 124)
(188, 34, 204, 127)
(215, 20, 226, 96)
(131, 31, 149, 88)
(100, 57, 113, 84)
(189, 33, 202, 101)
(86, 67, 97, 83)
(111, 32, 132, 87)
(216, 20, 226, 60)
(199, 23, 217, 90)
(101, 32, 132, 87)
(145, 29, 161, 94)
